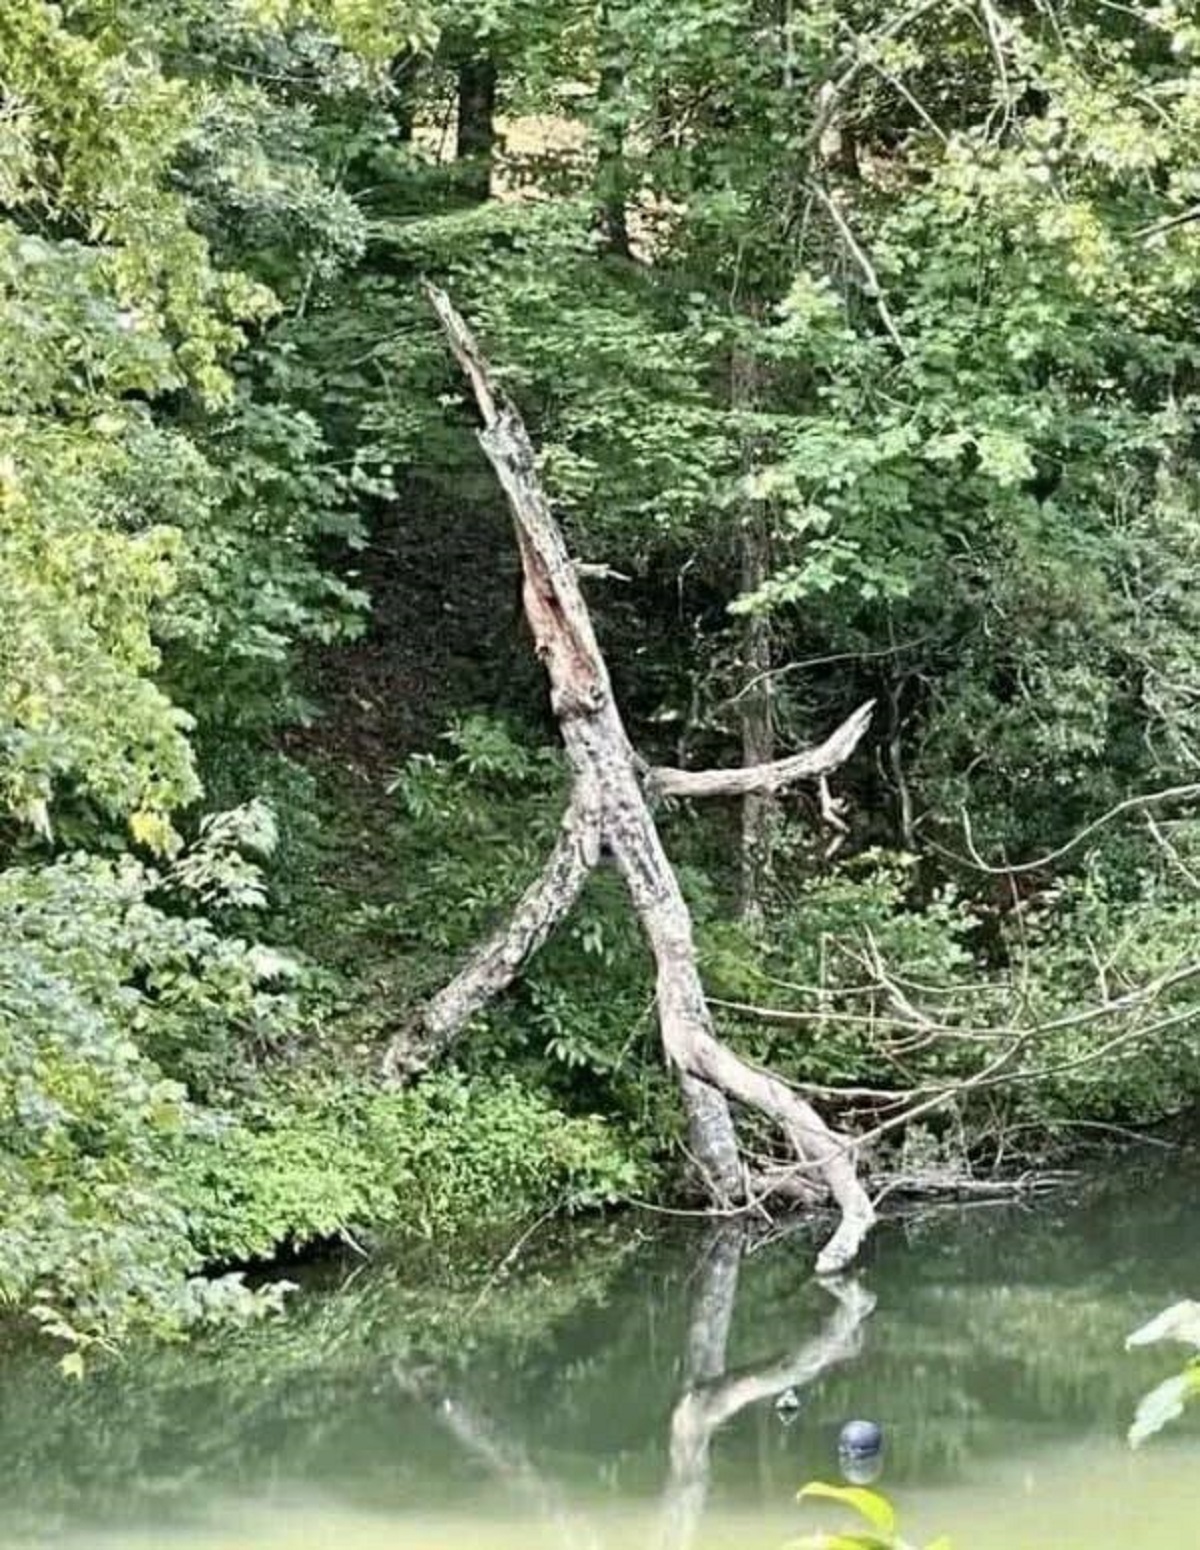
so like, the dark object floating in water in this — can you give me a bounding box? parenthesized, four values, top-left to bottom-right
(839, 1419, 884, 1484)
(838, 1418, 883, 1457)
(840, 1450, 884, 1486)
(775, 1386, 804, 1423)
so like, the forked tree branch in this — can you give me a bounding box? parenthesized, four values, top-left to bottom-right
(383, 283, 877, 1274)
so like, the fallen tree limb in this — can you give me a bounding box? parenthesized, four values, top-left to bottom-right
(872, 1169, 1077, 1202)
(383, 284, 876, 1273)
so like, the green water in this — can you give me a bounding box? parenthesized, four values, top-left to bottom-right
(2, 1162, 1197, 1549)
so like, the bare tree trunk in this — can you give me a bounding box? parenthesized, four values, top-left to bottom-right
(383, 286, 876, 1273)
(739, 512, 774, 921)
(596, 4, 632, 258)
(455, 53, 496, 202)
(730, 343, 774, 923)
(388, 45, 423, 145)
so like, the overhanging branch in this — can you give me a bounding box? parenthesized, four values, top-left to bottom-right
(651, 700, 874, 799)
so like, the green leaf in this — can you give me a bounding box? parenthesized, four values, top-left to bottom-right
(797, 1482, 897, 1537)
(59, 1351, 85, 1381)
(975, 429, 1036, 487)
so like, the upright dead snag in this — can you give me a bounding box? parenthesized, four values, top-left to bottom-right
(382, 284, 876, 1273)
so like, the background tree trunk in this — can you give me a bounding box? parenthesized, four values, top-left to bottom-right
(739, 512, 774, 921)
(731, 329, 774, 922)
(455, 54, 496, 202)
(596, 4, 633, 258)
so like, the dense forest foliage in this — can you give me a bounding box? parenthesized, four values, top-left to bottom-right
(4, 0, 1200, 1352)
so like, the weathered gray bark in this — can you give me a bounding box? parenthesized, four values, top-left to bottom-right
(382, 778, 601, 1081)
(384, 285, 876, 1272)
(649, 702, 874, 799)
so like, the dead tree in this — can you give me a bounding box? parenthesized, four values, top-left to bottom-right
(382, 285, 877, 1274)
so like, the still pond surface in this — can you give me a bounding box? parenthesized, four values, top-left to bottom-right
(1, 1162, 1196, 1550)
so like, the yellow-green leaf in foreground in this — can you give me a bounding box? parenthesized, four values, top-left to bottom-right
(787, 1533, 891, 1550)
(798, 1482, 897, 1537)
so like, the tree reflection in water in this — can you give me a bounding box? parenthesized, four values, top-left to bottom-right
(397, 1224, 874, 1550)
(656, 1225, 875, 1550)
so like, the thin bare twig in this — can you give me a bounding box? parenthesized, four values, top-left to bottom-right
(930, 782, 1200, 876)
(718, 633, 933, 712)
(1135, 203, 1200, 241)
(809, 182, 907, 354)
(1144, 809, 1200, 893)
(798, 0, 945, 155)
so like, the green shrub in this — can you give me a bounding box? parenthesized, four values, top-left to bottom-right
(177, 1071, 642, 1263)
(0, 854, 291, 1350)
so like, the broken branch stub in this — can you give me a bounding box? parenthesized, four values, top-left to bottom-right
(383, 282, 875, 1273)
